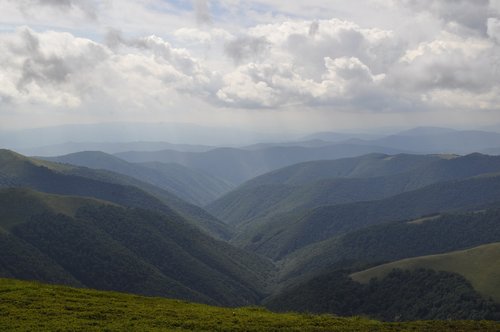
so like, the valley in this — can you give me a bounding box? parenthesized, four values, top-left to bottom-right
(1, 128, 500, 327)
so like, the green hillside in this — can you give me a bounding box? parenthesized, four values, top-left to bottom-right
(234, 173, 500, 259)
(281, 207, 500, 283)
(208, 153, 500, 226)
(0, 149, 231, 239)
(0, 188, 274, 306)
(43, 151, 233, 206)
(0, 278, 498, 331)
(351, 243, 500, 302)
(238, 153, 444, 187)
(266, 268, 500, 321)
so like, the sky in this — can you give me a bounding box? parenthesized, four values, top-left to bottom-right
(0, 0, 500, 134)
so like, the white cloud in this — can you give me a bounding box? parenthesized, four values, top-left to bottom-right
(0, 0, 500, 131)
(488, 18, 500, 43)
(0, 27, 219, 111)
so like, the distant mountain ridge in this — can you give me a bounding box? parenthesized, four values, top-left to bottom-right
(116, 144, 407, 185)
(19, 141, 215, 157)
(42, 151, 233, 206)
(208, 153, 500, 227)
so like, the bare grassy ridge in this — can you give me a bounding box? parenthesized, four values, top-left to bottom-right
(0, 278, 498, 332)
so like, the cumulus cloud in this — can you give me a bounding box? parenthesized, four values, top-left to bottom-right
(393, 32, 499, 93)
(401, 0, 492, 34)
(9, 0, 98, 20)
(193, 0, 212, 26)
(308, 21, 319, 37)
(488, 18, 500, 43)
(1, 0, 500, 131)
(0, 27, 108, 107)
(0, 27, 218, 111)
(224, 36, 270, 64)
(215, 19, 397, 109)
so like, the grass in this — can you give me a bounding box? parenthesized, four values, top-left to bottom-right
(351, 242, 500, 302)
(0, 278, 499, 331)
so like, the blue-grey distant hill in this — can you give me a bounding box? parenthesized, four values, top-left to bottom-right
(349, 128, 500, 154)
(42, 151, 233, 206)
(116, 144, 407, 185)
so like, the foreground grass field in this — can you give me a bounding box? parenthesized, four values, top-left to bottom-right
(0, 278, 498, 331)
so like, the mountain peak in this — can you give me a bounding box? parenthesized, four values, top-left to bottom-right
(395, 127, 458, 137)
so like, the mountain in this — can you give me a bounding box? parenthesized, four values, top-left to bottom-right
(265, 268, 499, 321)
(234, 172, 500, 259)
(395, 126, 458, 136)
(483, 147, 500, 155)
(18, 141, 215, 157)
(351, 243, 500, 303)
(116, 144, 407, 185)
(242, 139, 333, 150)
(42, 151, 233, 206)
(4, 279, 496, 332)
(207, 154, 446, 224)
(209, 153, 500, 227)
(0, 188, 274, 306)
(281, 207, 500, 284)
(0, 122, 292, 149)
(0, 149, 231, 239)
(301, 132, 381, 142)
(350, 130, 500, 154)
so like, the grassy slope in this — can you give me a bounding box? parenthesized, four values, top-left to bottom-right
(351, 243, 500, 302)
(0, 278, 498, 332)
(280, 208, 500, 284)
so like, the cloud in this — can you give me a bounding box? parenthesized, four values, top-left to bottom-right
(10, 0, 98, 20)
(0, 27, 108, 107)
(393, 32, 498, 93)
(216, 19, 397, 109)
(224, 36, 270, 64)
(0, 27, 218, 111)
(1, 1, 500, 131)
(216, 56, 386, 109)
(401, 0, 492, 34)
(308, 21, 319, 37)
(193, 0, 212, 26)
(488, 18, 500, 43)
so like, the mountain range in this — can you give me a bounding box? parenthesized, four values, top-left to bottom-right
(1, 138, 500, 322)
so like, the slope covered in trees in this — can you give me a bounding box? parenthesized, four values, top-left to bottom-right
(266, 269, 499, 321)
(0, 149, 231, 239)
(351, 243, 500, 302)
(234, 173, 500, 259)
(0, 188, 274, 306)
(281, 207, 500, 283)
(43, 151, 233, 206)
(208, 153, 500, 226)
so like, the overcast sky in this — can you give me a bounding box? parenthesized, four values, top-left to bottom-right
(0, 0, 499, 134)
